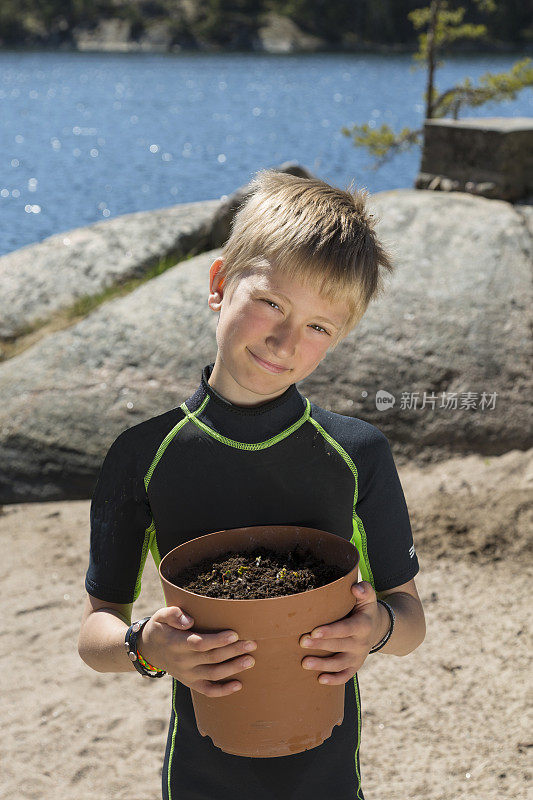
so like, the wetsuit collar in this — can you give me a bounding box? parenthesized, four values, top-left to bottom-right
(183, 363, 307, 444)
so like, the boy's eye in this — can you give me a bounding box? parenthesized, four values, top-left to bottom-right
(262, 300, 330, 336)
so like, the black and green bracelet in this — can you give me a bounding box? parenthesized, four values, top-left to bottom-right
(124, 616, 167, 678)
(369, 599, 395, 653)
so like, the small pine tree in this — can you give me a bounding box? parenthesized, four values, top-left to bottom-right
(341, 0, 533, 169)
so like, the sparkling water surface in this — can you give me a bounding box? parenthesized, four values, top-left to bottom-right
(0, 50, 530, 256)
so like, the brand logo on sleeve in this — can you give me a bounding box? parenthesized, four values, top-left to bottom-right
(409, 545, 416, 558)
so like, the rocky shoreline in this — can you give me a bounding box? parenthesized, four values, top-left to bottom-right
(1, 11, 529, 56)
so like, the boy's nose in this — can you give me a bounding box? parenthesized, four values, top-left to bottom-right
(266, 325, 300, 358)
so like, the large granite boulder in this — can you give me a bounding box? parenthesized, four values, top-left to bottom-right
(0, 199, 222, 343)
(0, 189, 531, 503)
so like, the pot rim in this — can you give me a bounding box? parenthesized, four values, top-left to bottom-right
(158, 525, 359, 604)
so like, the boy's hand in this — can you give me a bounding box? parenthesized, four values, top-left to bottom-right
(137, 606, 257, 697)
(299, 581, 384, 684)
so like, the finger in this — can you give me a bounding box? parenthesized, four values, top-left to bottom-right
(186, 629, 243, 652)
(302, 652, 351, 673)
(303, 618, 371, 645)
(197, 653, 256, 682)
(308, 606, 374, 643)
(300, 636, 363, 653)
(155, 606, 195, 630)
(351, 581, 376, 603)
(196, 679, 243, 697)
(317, 667, 355, 685)
(202, 639, 257, 665)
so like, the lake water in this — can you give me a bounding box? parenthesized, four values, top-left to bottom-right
(0, 49, 531, 256)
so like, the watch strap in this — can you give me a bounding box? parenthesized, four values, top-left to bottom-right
(124, 616, 166, 678)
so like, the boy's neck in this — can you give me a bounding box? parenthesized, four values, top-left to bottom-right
(186, 363, 307, 443)
(208, 358, 294, 408)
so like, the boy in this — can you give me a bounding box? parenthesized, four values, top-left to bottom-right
(78, 169, 425, 800)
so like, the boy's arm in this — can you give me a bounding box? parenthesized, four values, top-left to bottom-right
(350, 425, 422, 657)
(77, 593, 137, 673)
(372, 577, 426, 657)
(299, 576, 426, 683)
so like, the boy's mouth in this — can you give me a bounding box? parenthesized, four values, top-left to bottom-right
(247, 348, 290, 373)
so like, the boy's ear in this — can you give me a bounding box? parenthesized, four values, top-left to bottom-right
(208, 257, 226, 311)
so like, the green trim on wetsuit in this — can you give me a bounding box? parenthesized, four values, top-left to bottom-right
(168, 678, 179, 800)
(307, 415, 375, 590)
(133, 518, 156, 602)
(138, 400, 208, 604)
(143, 397, 209, 492)
(179, 397, 312, 449)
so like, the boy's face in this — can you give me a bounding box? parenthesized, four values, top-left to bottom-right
(207, 257, 351, 406)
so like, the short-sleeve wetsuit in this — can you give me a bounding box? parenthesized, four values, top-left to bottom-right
(85, 362, 419, 800)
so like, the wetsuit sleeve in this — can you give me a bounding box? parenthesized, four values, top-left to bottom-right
(355, 428, 419, 593)
(85, 428, 154, 604)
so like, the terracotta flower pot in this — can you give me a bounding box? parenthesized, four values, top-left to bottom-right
(158, 525, 359, 758)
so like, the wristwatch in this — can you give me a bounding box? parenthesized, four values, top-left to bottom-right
(369, 599, 395, 653)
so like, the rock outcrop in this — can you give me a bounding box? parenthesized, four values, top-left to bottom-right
(0, 200, 222, 343)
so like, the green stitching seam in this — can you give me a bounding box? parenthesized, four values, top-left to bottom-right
(150, 528, 162, 569)
(134, 400, 209, 605)
(149, 528, 169, 607)
(353, 673, 364, 799)
(133, 518, 155, 602)
(179, 397, 311, 449)
(168, 678, 179, 800)
(144, 396, 209, 491)
(306, 416, 375, 588)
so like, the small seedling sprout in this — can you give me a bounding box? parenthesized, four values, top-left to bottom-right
(221, 568, 232, 584)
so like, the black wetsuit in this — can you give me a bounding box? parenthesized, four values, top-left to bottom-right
(85, 362, 419, 800)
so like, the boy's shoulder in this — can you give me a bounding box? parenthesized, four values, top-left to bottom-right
(308, 399, 390, 457)
(102, 405, 186, 473)
(111, 405, 184, 445)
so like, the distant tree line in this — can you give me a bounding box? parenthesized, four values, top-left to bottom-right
(0, 0, 531, 48)
(272, 0, 530, 45)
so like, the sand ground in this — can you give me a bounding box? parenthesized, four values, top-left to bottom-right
(1, 448, 531, 800)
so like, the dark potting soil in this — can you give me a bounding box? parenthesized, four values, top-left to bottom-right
(170, 545, 346, 599)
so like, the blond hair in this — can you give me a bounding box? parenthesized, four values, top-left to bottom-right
(219, 169, 394, 345)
